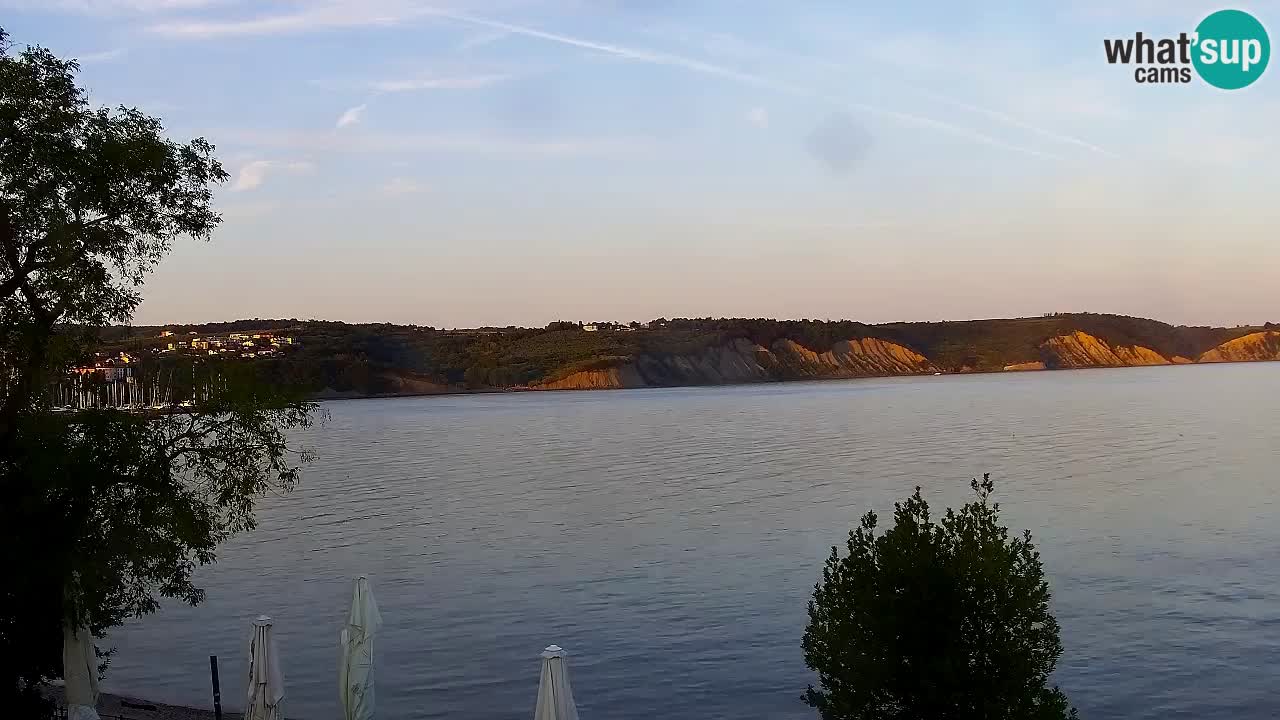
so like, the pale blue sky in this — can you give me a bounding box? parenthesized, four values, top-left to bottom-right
(4, 1, 1277, 327)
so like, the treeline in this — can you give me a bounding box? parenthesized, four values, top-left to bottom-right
(873, 313, 1251, 371)
(95, 313, 1269, 396)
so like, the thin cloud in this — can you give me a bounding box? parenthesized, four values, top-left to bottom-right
(651, 25, 1110, 160)
(380, 177, 429, 195)
(148, 1, 428, 37)
(215, 128, 648, 156)
(143, 3, 1091, 161)
(803, 44, 1118, 157)
(457, 29, 509, 51)
(424, 9, 776, 87)
(6, 0, 220, 12)
(77, 48, 127, 64)
(371, 73, 510, 93)
(794, 32, 1117, 157)
(917, 90, 1119, 158)
(336, 103, 367, 128)
(231, 159, 314, 192)
(746, 106, 769, 129)
(219, 201, 279, 220)
(423, 9, 1065, 161)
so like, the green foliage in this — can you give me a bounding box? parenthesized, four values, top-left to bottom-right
(802, 475, 1076, 720)
(248, 324, 641, 392)
(0, 30, 316, 717)
(98, 311, 1268, 396)
(1069, 314, 1247, 361)
(876, 313, 1252, 371)
(0, 30, 226, 432)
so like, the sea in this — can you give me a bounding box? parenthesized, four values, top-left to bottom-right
(103, 363, 1280, 719)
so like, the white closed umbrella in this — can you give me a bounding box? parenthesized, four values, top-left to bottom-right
(340, 576, 383, 720)
(246, 616, 285, 720)
(62, 623, 100, 720)
(533, 645, 580, 720)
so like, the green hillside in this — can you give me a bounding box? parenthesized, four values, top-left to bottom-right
(90, 313, 1273, 398)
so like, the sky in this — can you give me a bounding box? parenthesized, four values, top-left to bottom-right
(3, 0, 1278, 328)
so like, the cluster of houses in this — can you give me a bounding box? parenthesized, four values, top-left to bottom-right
(70, 352, 136, 380)
(582, 321, 648, 332)
(66, 330, 298, 379)
(157, 330, 295, 358)
(54, 331, 300, 410)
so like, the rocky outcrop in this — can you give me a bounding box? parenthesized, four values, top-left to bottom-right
(534, 329, 1280, 390)
(538, 336, 934, 390)
(537, 365, 647, 390)
(771, 338, 937, 376)
(632, 338, 775, 385)
(1041, 331, 1170, 368)
(1198, 331, 1280, 363)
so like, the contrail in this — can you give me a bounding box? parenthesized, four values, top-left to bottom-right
(791, 50, 1117, 158)
(423, 8, 1066, 161)
(903, 91, 1117, 159)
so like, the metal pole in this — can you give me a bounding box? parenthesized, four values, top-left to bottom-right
(209, 655, 223, 720)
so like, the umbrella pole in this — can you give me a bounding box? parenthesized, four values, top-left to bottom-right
(209, 655, 223, 720)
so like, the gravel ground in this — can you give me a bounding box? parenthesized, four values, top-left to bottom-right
(45, 688, 251, 720)
(93, 692, 246, 720)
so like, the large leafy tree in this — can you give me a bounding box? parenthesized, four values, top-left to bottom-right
(0, 30, 317, 715)
(802, 475, 1077, 720)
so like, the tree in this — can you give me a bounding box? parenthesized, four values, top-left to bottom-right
(802, 475, 1076, 720)
(1, 31, 317, 716)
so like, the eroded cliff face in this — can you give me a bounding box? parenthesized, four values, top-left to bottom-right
(537, 336, 934, 389)
(1198, 331, 1280, 363)
(1040, 331, 1170, 368)
(772, 338, 937, 376)
(537, 329, 1280, 390)
(537, 365, 647, 390)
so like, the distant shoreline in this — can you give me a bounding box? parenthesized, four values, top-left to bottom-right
(311, 356, 1276, 404)
(94, 315, 1277, 405)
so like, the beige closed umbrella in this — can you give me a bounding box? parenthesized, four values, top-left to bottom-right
(62, 622, 100, 720)
(246, 616, 285, 720)
(340, 576, 382, 720)
(533, 645, 579, 720)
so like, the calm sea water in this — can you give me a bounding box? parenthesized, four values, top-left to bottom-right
(104, 364, 1280, 719)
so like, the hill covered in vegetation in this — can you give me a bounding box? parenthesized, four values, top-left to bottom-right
(100, 314, 1277, 397)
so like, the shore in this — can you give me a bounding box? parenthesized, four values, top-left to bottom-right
(312, 355, 1272, 404)
(56, 692, 245, 720)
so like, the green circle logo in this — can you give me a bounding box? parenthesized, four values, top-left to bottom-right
(1193, 9, 1270, 89)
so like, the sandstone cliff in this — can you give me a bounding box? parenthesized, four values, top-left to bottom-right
(537, 365, 647, 390)
(536, 336, 935, 389)
(1040, 331, 1170, 368)
(540, 327, 1280, 389)
(1198, 331, 1280, 363)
